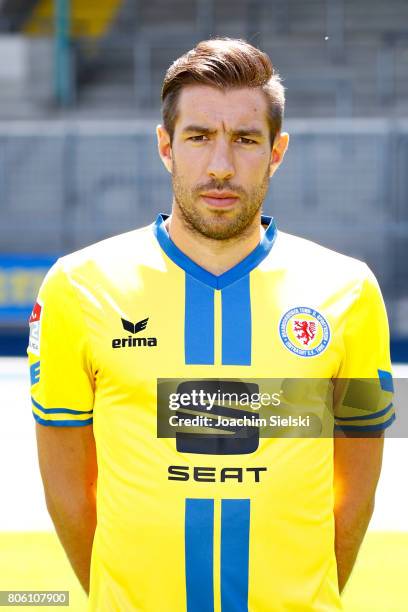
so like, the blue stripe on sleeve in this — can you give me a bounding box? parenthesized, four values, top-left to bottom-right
(185, 274, 215, 365)
(221, 275, 251, 366)
(334, 412, 396, 432)
(378, 369, 394, 392)
(32, 412, 93, 427)
(185, 498, 214, 612)
(335, 402, 393, 422)
(221, 499, 250, 612)
(31, 396, 93, 415)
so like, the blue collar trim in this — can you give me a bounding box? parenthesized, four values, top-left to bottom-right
(152, 213, 277, 289)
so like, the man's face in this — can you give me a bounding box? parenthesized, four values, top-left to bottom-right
(158, 85, 287, 240)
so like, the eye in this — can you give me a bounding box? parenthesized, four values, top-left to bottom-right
(236, 137, 257, 145)
(188, 135, 209, 142)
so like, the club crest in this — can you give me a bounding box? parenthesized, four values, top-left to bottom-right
(279, 307, 330, 357)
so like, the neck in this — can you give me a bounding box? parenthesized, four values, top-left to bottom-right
(165, 205, 265, 276)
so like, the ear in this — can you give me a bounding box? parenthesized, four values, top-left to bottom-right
(156, 124, 172, 173)
(269, 132, 289, 177)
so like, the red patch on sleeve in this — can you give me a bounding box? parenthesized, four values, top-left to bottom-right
(29, 302, 42, 324)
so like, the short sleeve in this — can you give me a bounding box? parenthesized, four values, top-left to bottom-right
(27, 260, 95, 426)
(333, 266, 395, 433)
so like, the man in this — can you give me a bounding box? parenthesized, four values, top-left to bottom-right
(28, 39, 395, 611)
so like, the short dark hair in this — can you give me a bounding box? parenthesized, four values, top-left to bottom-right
(161, 38, 285, 144)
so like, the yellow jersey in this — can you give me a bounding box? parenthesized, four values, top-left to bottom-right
(28, 215, 395, 611)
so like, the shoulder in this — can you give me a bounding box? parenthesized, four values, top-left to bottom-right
(60, 223, 157, 274)
(271, 230, 373, 285)
(260, 229, 382, 309)
(49, 222, 161, 281)
(38, 222, 161, 300)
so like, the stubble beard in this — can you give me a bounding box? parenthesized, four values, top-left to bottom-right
(171, 161, 270, 241)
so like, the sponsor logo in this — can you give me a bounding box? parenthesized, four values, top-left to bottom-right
(28, 301, 42, 356)
(112, 316, 157, 349)
(279, 306, 330, 357)
(167, 380, 261, 455)
(168, 465, 267, 483)
(121, 317, 148, 334)
(30, 361, 40, 386)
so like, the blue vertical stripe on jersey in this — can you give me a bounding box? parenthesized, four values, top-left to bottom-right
(221, 499, 250, 612)
(185, 498, 214, 612)
(185, 274, 215, 365)
(221, 275, 251, 365)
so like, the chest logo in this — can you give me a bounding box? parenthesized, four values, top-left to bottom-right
(121, 317, 148, 334)
(279, 307, 330, 357)
(112, 317, 157, 349)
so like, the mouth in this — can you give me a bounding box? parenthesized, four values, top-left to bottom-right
(200, 191, 239, 208)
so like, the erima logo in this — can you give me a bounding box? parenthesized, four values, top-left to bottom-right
(121, 317, 148, 334)
(112, 317, 158, 349)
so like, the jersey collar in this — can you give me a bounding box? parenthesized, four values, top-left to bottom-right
(153, 213, 277, 290)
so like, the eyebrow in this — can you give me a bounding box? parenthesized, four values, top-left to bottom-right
(233, 128, 264, 139)
(182, 125, 216, 135)
(182, 124, 264, 139)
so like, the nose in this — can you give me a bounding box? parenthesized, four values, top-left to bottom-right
(207, 139, 235, 181)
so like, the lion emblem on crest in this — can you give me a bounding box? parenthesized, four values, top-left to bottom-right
(293, 320, 316, 346)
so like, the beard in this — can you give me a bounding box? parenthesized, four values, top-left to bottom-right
(171, 161, 270, 241)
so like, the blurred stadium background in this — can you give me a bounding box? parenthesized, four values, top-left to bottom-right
(0, 0, 408, 358)
(0, 0, 407, 610)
